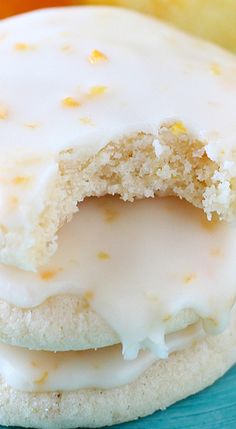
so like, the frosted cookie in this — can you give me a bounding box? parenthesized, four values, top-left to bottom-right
(0, 297, 198, 351)
(0, 196, 235, 353)
(0, 7, 236, 270)
(0, 310, 235, 428)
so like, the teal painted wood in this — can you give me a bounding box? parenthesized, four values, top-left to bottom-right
(114, 365, 236, 429)
(1, 365, 236, 429)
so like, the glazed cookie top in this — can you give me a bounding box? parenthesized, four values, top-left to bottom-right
(0, 7, 236, 270)
(0, 196, 235, 357)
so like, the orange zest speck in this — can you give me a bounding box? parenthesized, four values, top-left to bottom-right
(200, 213, 220, 231)
(40, 269, 59, 281)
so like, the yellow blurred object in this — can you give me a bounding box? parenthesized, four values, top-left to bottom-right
(81, 0, 236, 52)
(0, 0, 236, 53)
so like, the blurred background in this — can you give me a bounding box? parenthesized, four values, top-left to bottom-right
(0, 0, 236, 52)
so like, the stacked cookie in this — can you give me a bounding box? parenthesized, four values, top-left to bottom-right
(0, 6, 236, 428)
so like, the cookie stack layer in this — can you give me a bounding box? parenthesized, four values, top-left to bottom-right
(0, 6, 236, 428)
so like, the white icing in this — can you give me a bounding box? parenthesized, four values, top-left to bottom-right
(0, 196, 235, 358)
(0, 322, 203, 392)
(0, 7, 236, 269)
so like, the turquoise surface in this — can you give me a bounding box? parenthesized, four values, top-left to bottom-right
(1, 365, 236, 429)
(114, 365, 236, 429)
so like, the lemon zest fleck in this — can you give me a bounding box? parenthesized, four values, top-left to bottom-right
(9, 196, 19, 208)
(104, 207, 119, 223)
(170, 121, 187, 136)
(97, 251, 110, 260)
(12, 176, 30, 185)
(162, 314, 172, 322)
(0, 106, 8, 120)
(210, 247, 221, 256)
(0, 224, 8, 233)
(183, 273, 196, 285)
(14, 42, 34, 51)
(88, 49, 108, 64)
(35, 371, 48, 385)
(89, 86, 107, 97)
(24, 123, 40, 129)
(79, 116, 94, 126)
(83, 290, 94, 301)
(62, 97, 81, 108)
(210, 63, 221, 76)
(61, 44, 73, 53)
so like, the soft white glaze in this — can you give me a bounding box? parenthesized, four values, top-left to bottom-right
(0, 7, 236, 269)
(0, 322, 203, 392)
(0, 196, 235, 358)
